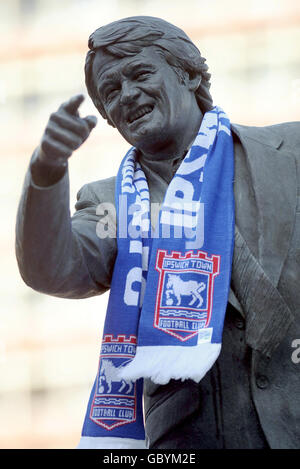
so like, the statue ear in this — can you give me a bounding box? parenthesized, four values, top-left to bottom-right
(188, 72, 202, 92)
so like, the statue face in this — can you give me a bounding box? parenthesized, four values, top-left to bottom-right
(92, 46, 199, 156)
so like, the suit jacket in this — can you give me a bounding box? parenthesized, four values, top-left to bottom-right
(15, 121, 300, 448)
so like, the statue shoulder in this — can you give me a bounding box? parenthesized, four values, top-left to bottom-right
(232, 121, 300, 151)
(267, 121, 300, 149)
(76, 176, 116, 209)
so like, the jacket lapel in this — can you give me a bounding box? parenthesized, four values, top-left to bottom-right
(230, 123, 297, 355)
(232, 226, 294, 357)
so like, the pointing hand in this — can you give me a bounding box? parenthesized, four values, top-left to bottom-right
(38, 94, 97, 167)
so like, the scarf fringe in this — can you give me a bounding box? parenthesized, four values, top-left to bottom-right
(120, 343, 221, 384)
(77, 436, 147, 449)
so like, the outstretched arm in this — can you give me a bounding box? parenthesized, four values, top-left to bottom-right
(15, 95, 117, 299)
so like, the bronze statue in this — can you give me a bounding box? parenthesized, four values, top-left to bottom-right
(16, 16, 300, 449)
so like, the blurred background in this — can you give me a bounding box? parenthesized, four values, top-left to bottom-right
(1, 0, 300, 449)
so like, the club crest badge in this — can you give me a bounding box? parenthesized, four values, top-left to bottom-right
(155, 250, 220, 341)
(90, 335, 137, 430)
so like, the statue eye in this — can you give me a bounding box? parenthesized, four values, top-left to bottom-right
(106, 88, 119, 101)
(135, 71, 151, 81)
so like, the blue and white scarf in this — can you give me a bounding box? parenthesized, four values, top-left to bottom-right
(78, 107, 234, 449)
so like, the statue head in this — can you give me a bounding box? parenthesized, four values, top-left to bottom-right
(85, 16, 213, 126)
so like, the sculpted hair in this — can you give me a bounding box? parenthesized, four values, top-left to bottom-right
(85, 16, 214, 126)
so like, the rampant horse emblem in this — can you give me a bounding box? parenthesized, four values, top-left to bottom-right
(89, 335, 138, 430)
(166, 274, 206, 307)
(155, 250, 220, 341)
(99, 359, 133, 394)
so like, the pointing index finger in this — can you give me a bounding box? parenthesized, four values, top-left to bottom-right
(83, 115, 98, 130)
(62, 94, 85, 115)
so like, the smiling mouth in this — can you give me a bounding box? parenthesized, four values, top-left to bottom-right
(128, 105, 154, 124)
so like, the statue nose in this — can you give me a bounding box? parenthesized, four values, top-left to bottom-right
(120, 81, 140, 105)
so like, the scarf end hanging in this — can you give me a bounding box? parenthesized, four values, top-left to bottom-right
(120, 343, 222, 384)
